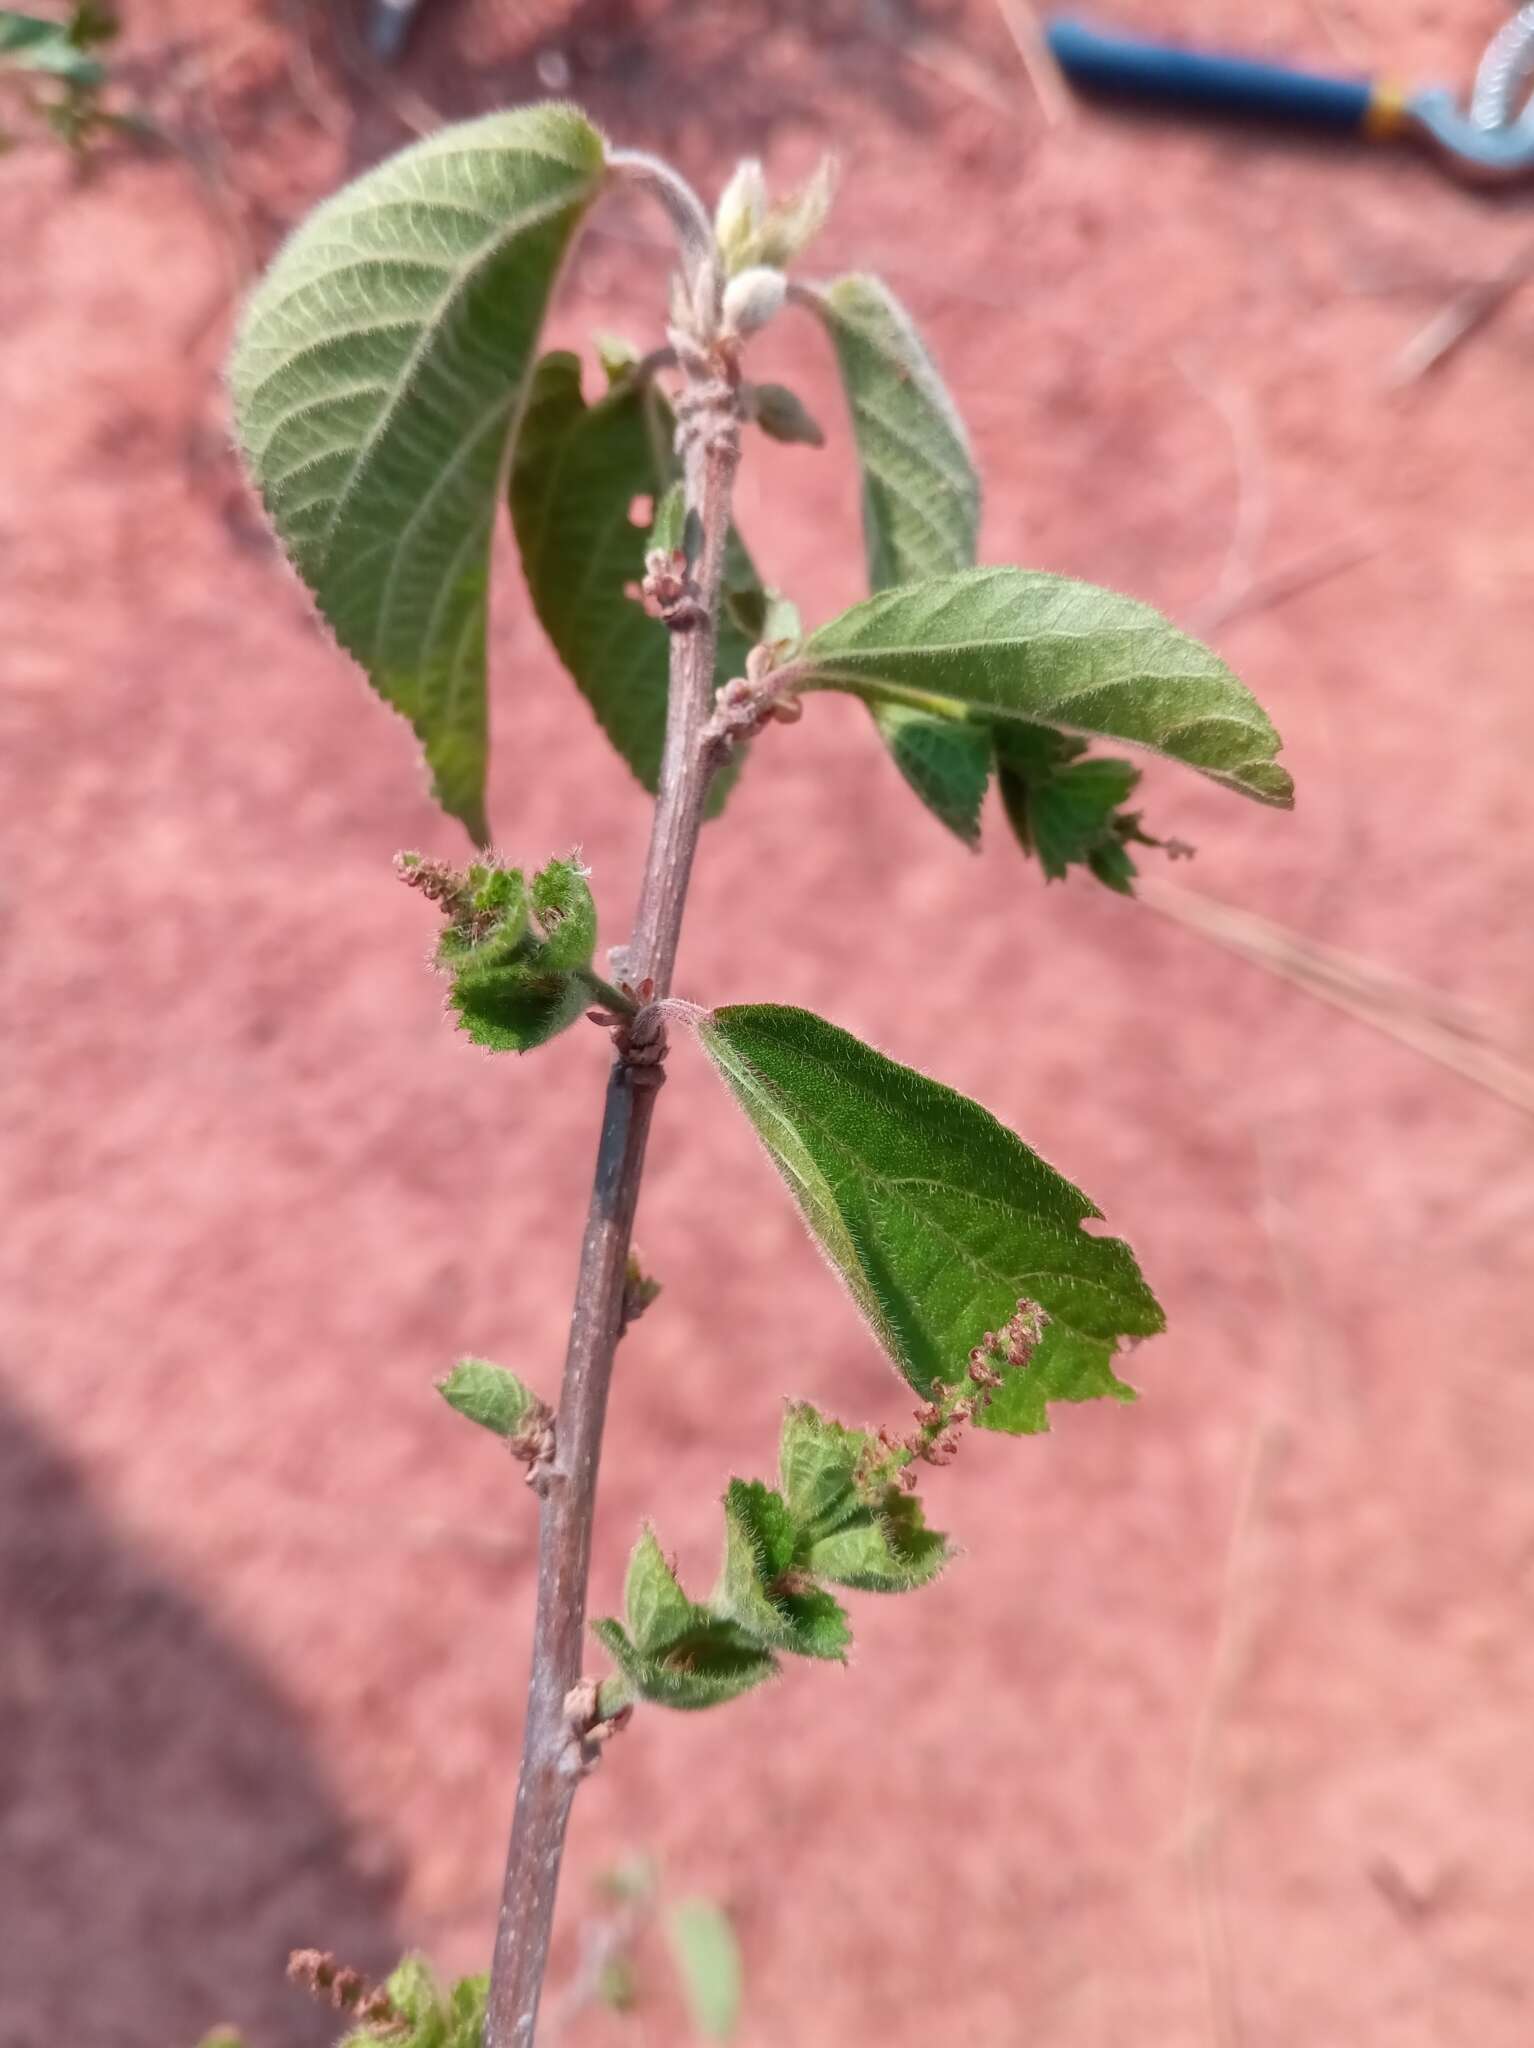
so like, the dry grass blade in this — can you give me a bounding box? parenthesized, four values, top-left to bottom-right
(994, 0, 1076, 127)
(1138, 877, 1534, 1118)
(1389, 239, 1534, 385)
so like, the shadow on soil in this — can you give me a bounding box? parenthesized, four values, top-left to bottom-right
(0, 1394, 403, 2048)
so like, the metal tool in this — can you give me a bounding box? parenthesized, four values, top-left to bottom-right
(1046, 11, 1534, 185)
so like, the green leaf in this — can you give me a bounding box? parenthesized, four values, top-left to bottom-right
(449, 964, 588, 1052)
(778, 1402, 871, 1539)
(698, 1004, 1164, 1430)
(528, 853, 597, 968)
(443, 1976, 490, 2048)
(598, 1527, 780, 1709)
(996, 721, 1148, 891)
(718, 1479, 850, 1660)
(438, 853, 597, 1052)
(624, 1525, 695, 1656)
(649, 479, 686, 552)
(806, 1490, 949, 1593)
(794, 567, 1292, 807)
(806, 273, 979, 594)
(437, 1357, 540, 1438)
(870, 699, 991, 845)
(227, 106, 606, 844)
(509, 351, 755, 815)
(591, 1616, 778, 1711)
(804, 272, 987, 839)
(777, 1406, 950, 1588)
(0, 11, 106, 81)
(665, 1899, 743, 2042)
(382, 1956, 443, 2027)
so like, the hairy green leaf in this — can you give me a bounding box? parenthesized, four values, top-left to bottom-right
(436, 1357, 540, 1438)
(806, 1490, 949, 1592)
(606, 1529, 783, 1705)
(528, 853, 597, 968)
(623, 1526, 695, 1655)
(665, 1899, 743, 2042)
(807, 273, 979, 592)
(996, 721, 1153, 892)
(794, 567, 1291, 806)
(434, 853, 597, 1052)
(699, 1004, 1164, 1430)
(509, 350, 755, 812)
(805, 272, 988, 837)
(718, 1479, 850, 1660)
(228, 106, 606, 843)
(775, 1405, 951, 1588)
(871, 699, 991, 845)
(778, 1402, 871, 1539)
(591, 1615, 778, 1712)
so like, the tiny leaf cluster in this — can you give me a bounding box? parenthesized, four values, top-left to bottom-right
(592, 1400, 948, 1712)
(397, 849, 604, 1053)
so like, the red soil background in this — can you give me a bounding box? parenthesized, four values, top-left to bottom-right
(5, 2, 1533, 2043)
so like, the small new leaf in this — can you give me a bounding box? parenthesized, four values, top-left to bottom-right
(624, 1525, 695, 1655)
(529, 854, 597, 968)
(996, 721, 1152, 892)
(806, 1490, 949, 1593)
(778, 1401, 872, 1539)
(698, 1004, 1165, 1430)
(228, 106, 607, 843)
(793, 567, 1293, 807)
(718, 1479, 850, 1660)
(411, 852, 599, 1052)
(648, 480, 686, 553)
(870, 700, 991, 846)
(610, 1527, 791, 1701)
(591, 1616, 779, 1712)
(437, 1357, 539, 1438)
(510, 351, 757, 812)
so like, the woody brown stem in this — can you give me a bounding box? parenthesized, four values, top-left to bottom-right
(484, 326, 741, 2048)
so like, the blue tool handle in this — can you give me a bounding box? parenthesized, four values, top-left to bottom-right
(1046, 16, 1375, 133)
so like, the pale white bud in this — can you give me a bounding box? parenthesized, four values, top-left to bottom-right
(714, 159, 767, 272)
(752, 156, 838, 269)
(721, 265, 787, 338)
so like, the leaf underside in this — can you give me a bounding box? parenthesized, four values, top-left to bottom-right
(806, 272, 989, 840)
(996, 721, 1149, 893)
(699, 1003, 1165, 1433)
(228, 105, 606, 843)
(799, 566, 1294, 808)
(509, 350, 755, 815)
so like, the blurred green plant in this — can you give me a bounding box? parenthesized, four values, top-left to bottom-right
(0, 6, 150, 153)
(226, 109, 1291, 2047)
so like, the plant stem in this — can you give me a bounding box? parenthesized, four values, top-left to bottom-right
(485, 348, 741, 2048)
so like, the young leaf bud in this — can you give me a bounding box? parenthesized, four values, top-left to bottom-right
(750, 382, 826, 447)
(752, 155, 838, 269)
(714, 157, 767, 272)
(721, 265, 786, 339)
